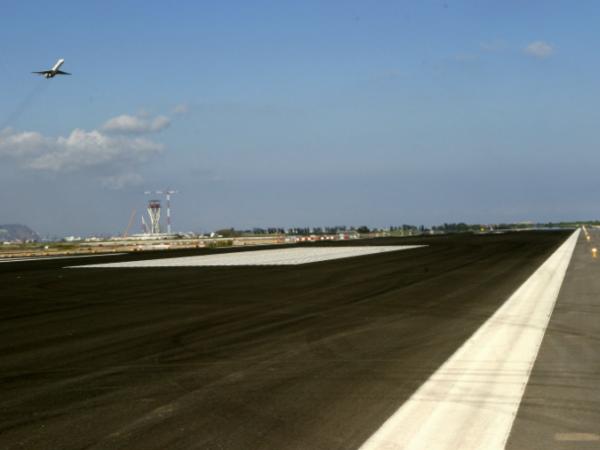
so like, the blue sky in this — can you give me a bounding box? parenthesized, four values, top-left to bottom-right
(2, 1, 600, 235)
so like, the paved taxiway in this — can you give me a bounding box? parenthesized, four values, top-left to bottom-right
(0, 231, 585, 449)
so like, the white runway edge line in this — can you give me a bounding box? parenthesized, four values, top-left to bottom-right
(69, 246, 425, 268)
(359, 229, 580, 450)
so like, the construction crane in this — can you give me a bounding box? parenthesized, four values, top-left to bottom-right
(122, 208, 137, 237)
(146, 189, 178, 234)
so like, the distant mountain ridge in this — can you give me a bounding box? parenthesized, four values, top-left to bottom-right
(0, 224, 40, 242)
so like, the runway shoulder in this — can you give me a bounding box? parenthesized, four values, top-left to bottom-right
(507, 229, 600, 449)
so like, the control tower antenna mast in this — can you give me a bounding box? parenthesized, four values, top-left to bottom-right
(154, 189, 178, 234)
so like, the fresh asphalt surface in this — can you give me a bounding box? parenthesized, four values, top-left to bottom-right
(0, 232, 572, 449)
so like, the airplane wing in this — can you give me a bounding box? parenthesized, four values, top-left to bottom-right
(55, 70, 71, 75)
(32, 71, 51, 75)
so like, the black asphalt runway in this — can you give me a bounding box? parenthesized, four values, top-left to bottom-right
(0, 232, 568, 449)
(507, 229, 600, 449)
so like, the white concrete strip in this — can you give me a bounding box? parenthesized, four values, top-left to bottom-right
(0, 253, 126, 264)
(360, 229, 580, 450)
(69, 246, 424, 268)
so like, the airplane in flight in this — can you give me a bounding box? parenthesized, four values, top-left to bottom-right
(32, 59, 71, 78)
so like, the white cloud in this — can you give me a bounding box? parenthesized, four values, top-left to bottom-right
(172, 103, 190, 115)
(102, 114, 170, 134)
(0, 127, 163, 173)
(0, 111, 174, 189)
(0, 128, 47, 157)
(524, 41, 554, 59)
(100, 172, 144, 189)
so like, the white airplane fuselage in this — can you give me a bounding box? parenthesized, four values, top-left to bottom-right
(51, 59, 64, 71)
(33, 58, 70, 78)
(45, 59, 64, 78)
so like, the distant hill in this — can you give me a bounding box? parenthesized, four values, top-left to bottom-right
(0, 224, 40, 242)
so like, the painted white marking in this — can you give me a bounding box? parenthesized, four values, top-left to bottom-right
(69, 246, 424, 268)
(360, 229, 580, 450)
(554, 432, 600, 442)
(0, 253, 126, 264)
